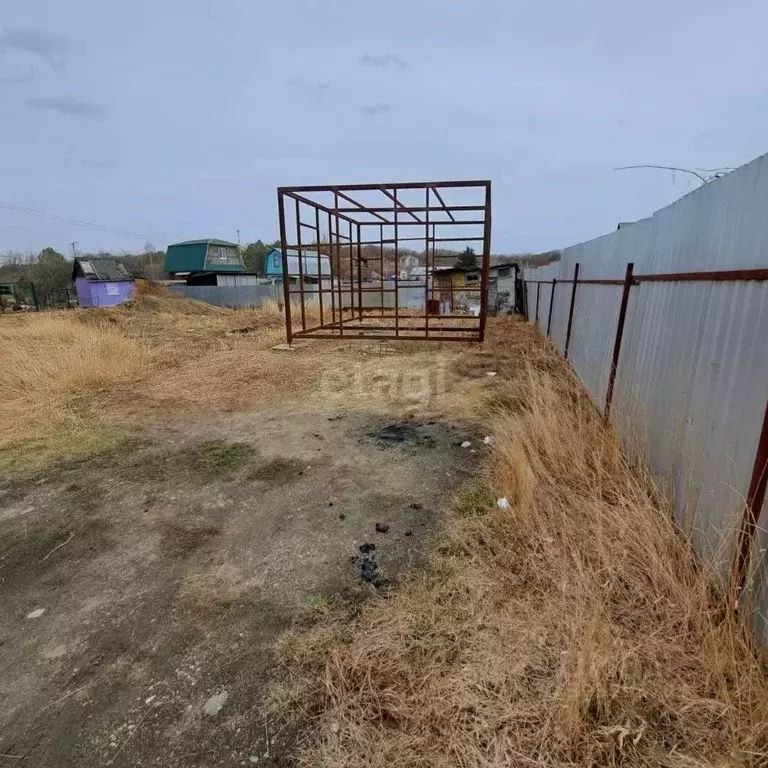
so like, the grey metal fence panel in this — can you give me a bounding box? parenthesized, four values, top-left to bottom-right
(567, 283, 623, 409)
(523, 151, 768, 640)
(167, 284, 282, 308)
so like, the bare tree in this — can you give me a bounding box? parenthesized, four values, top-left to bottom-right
(614, 164, 735, 186)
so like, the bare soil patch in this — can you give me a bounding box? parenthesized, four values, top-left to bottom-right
(0, 325, 495, 768)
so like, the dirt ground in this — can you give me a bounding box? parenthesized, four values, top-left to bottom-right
(0, 309, 514, 767)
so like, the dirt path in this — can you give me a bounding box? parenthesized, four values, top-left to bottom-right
(0, 406, 481, 766)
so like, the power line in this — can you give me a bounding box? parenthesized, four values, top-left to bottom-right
(0, 200, 149, 240)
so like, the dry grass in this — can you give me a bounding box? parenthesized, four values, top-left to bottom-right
(0, 296, 318, 470)
(0, 312, 149, 464)
(273, 323, 768, 767)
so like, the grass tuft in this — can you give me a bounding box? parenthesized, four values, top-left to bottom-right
(271, 323, 768, 768)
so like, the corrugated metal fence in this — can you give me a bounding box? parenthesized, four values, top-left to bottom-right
(167, 282, 429, 311)
(524, 152, 768, 641)
(167, 283, 282, 308)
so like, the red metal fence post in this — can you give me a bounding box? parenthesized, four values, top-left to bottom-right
(535, 282, 541, 324)
(277, 190, 292, 345)
(546, 279, 557, 337)
(732, 399, 768, 599)
(564, 262, 580, 360)
(604, 262, 634, 420)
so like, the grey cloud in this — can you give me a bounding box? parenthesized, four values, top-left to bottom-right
(359, 103, 392, 117)
(0, 26, 73, 70)
(0, 68, 34, 86)
(287, 76, 332, 92)
(359, 53, 407, 70)
(25, 96, 106, 120)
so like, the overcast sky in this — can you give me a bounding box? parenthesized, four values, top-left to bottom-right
(1, 0, 766, 256)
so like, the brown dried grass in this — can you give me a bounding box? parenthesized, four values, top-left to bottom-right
(275, 323, 768, 767)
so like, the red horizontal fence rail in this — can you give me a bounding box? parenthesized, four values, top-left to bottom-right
(526, 263, 768, 608)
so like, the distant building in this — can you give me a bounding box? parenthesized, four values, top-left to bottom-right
(72, 257, 133, 307)
(263, 248, 331, 283)
(164, 239, 244, 277)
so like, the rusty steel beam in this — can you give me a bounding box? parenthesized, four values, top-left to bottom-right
(535, 282, 541, 324)
(334, 192, 344, 338)
(337, 205, 485, 214)
(604, 262, 635, 421)
(479, 181, 492, 342)
(564, 262, 580, 360)
(733, 399, 768, 599)
(334, 189, 390, 224)
(431, 187, 456, 222)
(295, 197, 306, 331)
(394, 188, 400, 335)
(277, 191, 292, 344)
(281, 190, 357, 227)
(279, 180, 491, 192)
(315, 207, 324, 326)
(425, 188, 430, 338)
(356, 223, 363, 320)
(293, 333, 479, 342)
(378, 186, 422, 223)
(635, 268, 768, 283)
(546, 279, 557, 336)
(357, 219, 485, 226)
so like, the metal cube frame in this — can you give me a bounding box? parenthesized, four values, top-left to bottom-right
(276, 180, 492, 344)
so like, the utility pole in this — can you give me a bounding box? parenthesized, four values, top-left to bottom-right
(70, 241, 78, 259)
(236, 229, 241, 251)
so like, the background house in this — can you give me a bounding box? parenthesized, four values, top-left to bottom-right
(264, 248, 331, 283)
(72, 257, 133, 307)
(164, 239, 244, 277)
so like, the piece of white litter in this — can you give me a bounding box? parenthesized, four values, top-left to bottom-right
(483, 436, 495, 445)
(249, 758, 259, 764)
(461, 441, 471, 448)
(486, 371, 497, 377)
(26, 608, 46, 619)
(203, 690, 229, 716)
(497, 498, 510, 510)
(145, 695, 156, 705)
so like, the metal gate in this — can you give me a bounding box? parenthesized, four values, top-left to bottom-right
(276, 180, 492, 343)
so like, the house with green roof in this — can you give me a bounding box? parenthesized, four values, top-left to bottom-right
(164, 239, 245, 276)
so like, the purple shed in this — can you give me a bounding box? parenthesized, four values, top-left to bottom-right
(72, 257, 134, 307)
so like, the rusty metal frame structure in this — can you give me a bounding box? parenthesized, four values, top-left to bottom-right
(276, 180, 491, 344)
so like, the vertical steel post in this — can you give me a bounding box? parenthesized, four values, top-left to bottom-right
(431, 223, 436, 309)
(479, 181, 492, 342)
(295, 198, 306, 332)
(277, 191, 292, 345)
(379, 223, 384, 314)
(333, 192, 344, 337)
(604, 262, 634, 420)
(356, 223, 363, 320)
(347, 220, 354, 321)
(564, 262, 580, 360)
(327, 210, 336, 328)
(316, 206, 323, 327)
(424, 187, 430, 336)
(535, 282, 541, 324)
(733, 399, 768, 598)
(394, 188, 399, 337)
(546, 279, 557, 336)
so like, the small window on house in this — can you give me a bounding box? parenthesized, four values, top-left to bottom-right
(466, 273, 479, 283)
(105, 283, 119, 296)
(498, 266, 511, 277)
(272, 253, 281, 269)
(218, 246, 227, 260)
